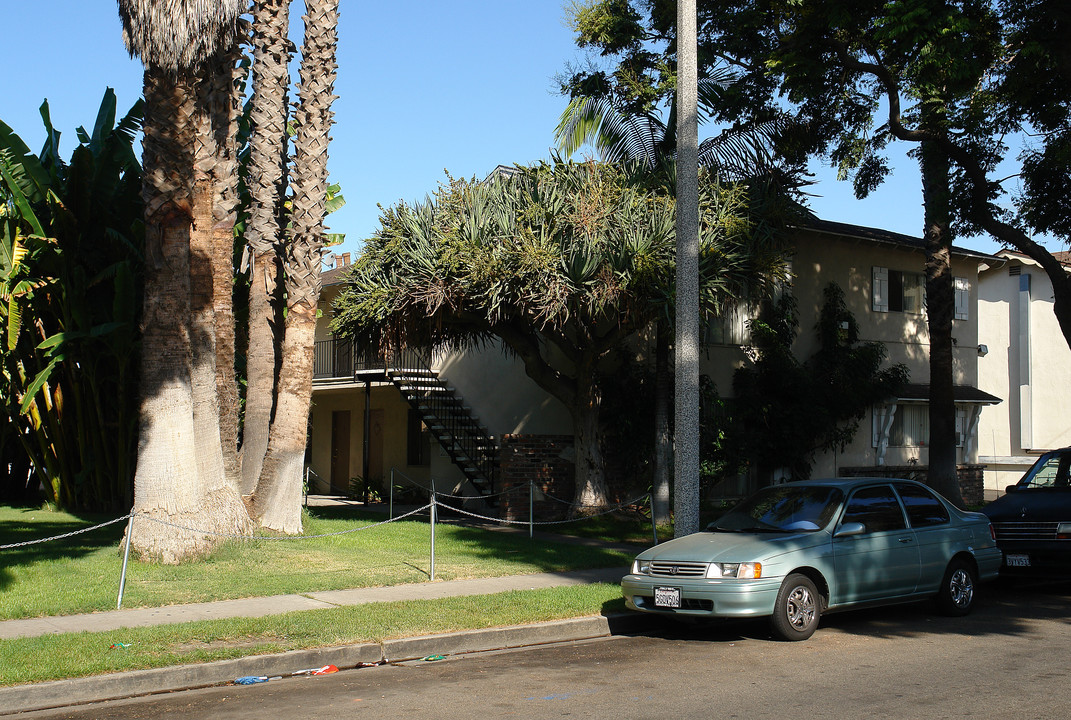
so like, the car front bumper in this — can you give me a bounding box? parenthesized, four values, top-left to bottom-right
(621, 574, 783, 618)
(996, 540, 1071, 574)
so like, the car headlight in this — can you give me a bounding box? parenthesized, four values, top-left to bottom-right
(632, 559, 651, 575)
(1057, 523, 1071, 539)
(707, 562, 762, 579)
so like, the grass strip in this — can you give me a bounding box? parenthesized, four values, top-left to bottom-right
(0, 584, 626, 686)
(0, 505, 634, 619)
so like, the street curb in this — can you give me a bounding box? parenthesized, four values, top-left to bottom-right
(0, 613, 655, 715)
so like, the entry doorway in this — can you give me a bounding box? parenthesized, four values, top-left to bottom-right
(330, 410, 351, 494)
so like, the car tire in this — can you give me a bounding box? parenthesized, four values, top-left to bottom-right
(770, 573, 821, 641)
(935, 557, 977, 616)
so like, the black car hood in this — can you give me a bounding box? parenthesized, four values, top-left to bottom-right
(983, 490, 1071, 523)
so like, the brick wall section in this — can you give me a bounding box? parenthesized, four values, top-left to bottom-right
(498, 434, 575, 521)
(839, 464, 985, 507)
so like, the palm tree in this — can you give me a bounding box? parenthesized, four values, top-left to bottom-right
(117, 0, 251, 561)
(241, 0, 291, 500)
(253, 0, 341, 532)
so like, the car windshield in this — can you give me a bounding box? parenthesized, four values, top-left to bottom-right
(708, 486, 844, 533)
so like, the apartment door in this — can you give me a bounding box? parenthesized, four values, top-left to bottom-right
(330, 410, 351, 494)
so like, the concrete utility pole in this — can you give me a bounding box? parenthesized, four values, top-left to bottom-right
(673, 0, 700, 537)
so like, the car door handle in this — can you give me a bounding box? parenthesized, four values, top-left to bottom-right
(898, 537, 914, 543)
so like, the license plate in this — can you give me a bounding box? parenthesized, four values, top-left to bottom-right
(1006, 553, 1031, 567)
(654, 586, 681, 608)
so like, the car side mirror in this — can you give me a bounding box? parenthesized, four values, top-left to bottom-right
(1005, 485, 1018, 494)
(835, 522, 866, 537)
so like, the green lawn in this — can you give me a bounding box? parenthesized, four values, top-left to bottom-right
(0, 584, 626, 686)
(0, 503, 638, 687)
(0, 504, 634, 619)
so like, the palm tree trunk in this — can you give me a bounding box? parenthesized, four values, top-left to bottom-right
(254, 0, 339, 531)
(191, 55, 252, 535)
(132, 70, 215, 562)
(674, 0, 702, 537)
(203, 38, 247, 492)
(241, 0, 292, 498)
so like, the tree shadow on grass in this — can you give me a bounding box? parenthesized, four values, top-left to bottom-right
(0, 507, 127, 592)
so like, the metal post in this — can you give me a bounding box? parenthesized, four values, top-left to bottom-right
(117, 514, 134, 609)
(529, 479, 534, 539)
(389, 468, 395, 519)
(363, 380, 372, 504)
(429, 479, 437, 582)
(651, 494, 659, 547)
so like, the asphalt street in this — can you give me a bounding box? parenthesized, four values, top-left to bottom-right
(14, 579, 1071, 720)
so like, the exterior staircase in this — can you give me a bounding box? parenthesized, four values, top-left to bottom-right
(387, 360, 498, 500)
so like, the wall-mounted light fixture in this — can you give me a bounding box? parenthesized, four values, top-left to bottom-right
(977, 344, 989, 357)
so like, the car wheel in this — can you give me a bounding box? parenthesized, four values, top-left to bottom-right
(770, 573, 821, 641)
(936, 558, 977, 616)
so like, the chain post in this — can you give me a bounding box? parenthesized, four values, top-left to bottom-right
(650, 494, 659, 546)
(430, 478, 437, 581)
(117, 514, 134, 609)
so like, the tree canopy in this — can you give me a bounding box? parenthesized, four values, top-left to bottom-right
(333, 160, 800, 510)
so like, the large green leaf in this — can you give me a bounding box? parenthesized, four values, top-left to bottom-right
(0, 119, 51, 206)
(19, 356, 61, 415)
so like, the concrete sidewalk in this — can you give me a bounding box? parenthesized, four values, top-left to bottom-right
(0, 566, 641, 716)
(0, 567, 626, 640)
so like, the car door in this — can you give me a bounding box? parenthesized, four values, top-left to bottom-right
(832, 484, 921, 604)
(894, 482, 954, 593)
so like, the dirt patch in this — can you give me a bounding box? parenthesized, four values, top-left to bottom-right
(172, 637, 287, 653)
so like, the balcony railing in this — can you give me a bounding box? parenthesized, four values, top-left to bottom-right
(314, 338, 386, 379)
(313, 338, 432, 379)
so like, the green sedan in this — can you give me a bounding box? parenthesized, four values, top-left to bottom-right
(622, 477, 1002, 640)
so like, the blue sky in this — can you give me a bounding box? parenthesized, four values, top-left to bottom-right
(2, 1, 1019, 259)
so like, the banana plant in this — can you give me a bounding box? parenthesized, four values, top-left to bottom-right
(0, 90, 143, 511)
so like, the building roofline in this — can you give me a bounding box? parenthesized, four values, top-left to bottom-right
(798, 218, 1002, 263)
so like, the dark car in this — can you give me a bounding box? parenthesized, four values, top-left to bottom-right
(983, 448, 1071, 574)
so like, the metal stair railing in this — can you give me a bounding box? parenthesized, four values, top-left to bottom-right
(387, 347, 498, 498)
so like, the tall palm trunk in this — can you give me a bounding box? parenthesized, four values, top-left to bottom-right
(254, 0, 340, 532)
(204, 36, 248, 491)
(241, 0, 291, 498)
(132, 70, 217, 562)
(120, 0, 251, 561)
(190, 50, 253, 536)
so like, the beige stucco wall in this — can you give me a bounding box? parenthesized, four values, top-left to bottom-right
(431, 344, 572, 438)
(307, 383, 465, 495)
(310, 228, 991, 491)
(977, 254, 1071, 496)
(699, 230, 986, 476)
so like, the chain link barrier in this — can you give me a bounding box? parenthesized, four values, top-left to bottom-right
(0, 513, 134, 550)
(435, 493, 651, 526)
(131, 504, 433, 540)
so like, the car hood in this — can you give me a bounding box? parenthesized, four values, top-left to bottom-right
(984, 490, 1071, 523)
(637, 530, 827, 564)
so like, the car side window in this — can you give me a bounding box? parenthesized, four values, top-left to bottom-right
(840, 485, 906, 533)
(894, 483, 950, 528)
